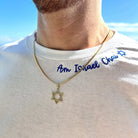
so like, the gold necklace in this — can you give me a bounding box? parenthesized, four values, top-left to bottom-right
(33, 30, 110, 104)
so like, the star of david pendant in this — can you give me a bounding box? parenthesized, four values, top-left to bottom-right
(51, 85, 63, 104)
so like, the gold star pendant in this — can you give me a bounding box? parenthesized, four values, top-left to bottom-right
(51, 88, 64, 104)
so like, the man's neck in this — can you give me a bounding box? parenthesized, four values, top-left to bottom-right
(36, 0, 110, 50)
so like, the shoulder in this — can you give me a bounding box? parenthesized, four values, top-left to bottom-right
(110, 31, 138, 50)
(0, 33, 35, 76)
(103, 31, 138, 70)
(107, 31, 138, 61)
(0, 33, 35, 55)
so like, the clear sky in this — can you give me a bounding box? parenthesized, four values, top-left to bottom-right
(0, 0, 138, 45)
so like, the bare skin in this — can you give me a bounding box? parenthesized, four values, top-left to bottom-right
(36, 0, 114, 50)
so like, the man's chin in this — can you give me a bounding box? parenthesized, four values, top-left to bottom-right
(33, 0, 81, 13)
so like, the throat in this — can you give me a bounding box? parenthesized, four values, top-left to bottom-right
(42, 30, 90, 50)
(36, 24, 109, 50)
(36, 1, 110, 50)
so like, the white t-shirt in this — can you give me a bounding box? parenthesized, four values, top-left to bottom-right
(0, 31, 138, 138)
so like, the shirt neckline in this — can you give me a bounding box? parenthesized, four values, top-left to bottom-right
(34, 31, 117, 60)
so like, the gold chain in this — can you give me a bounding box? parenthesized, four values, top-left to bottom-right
(33, 29, 110, 104)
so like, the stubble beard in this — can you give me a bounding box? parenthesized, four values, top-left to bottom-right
(33, 0, 82, 13)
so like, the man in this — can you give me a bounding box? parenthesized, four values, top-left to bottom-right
(0, 0, 138, 137)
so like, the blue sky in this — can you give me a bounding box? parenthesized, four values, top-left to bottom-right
(0, 0, 138, 45)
